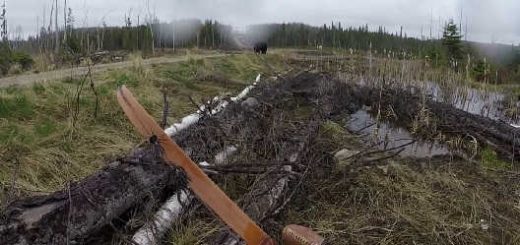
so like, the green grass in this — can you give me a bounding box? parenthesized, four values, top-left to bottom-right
(480, 147, 511, 170)
(115, 73, 140, 87)
(164, 57, 205, 83)
(0, 94, 34, 119)
(285, 157, 520, 244)
(32, 83, 46, 94)
(0, 51, 290, 196)
(34, 119, 57, 137)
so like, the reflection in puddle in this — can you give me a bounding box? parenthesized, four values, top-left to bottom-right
(420, 82, 508, 121)
(347, 110, 449, 158)
(354, 77, 519, 125)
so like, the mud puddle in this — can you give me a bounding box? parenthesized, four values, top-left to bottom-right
(354, 77, 519, 125)
(347, 109, 449, 158)
(419, 82, 512, 121)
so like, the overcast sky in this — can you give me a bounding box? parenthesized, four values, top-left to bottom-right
(6, 0, 520, 44)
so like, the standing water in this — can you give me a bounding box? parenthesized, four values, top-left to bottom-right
(407, 81, 520, 126)
(347, 110, 449, 158)
(419, 82, 509, 121)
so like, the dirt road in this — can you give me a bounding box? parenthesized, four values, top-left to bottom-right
(0, 54, 227, 88)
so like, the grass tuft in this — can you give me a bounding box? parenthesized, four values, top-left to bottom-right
(0, 94, 34, 119)
(115, 73, 139, 87)
(286, 160, 520, 244)
(0, 51, 285, 194)
(480, 147, 511, 170)
(34, 119, 57, 137)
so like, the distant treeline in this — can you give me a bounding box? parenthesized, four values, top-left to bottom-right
(248, 22, 519, 83)
(16, 19, 234, 55)
(15, 19, 517, 63)
(18, 20, 444, 58)
(249, 23, 518, 64)
(7, 19, 520, 83)
(247, 23, 433, 56)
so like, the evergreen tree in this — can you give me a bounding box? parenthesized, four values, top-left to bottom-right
(0, 42, 11, 75)
(442, 19, 464, 70)
(64, 8, 80, 54)
(511, 47, 520, 81)
(472, 59, 488, 81)
(513, 47, 520, 67)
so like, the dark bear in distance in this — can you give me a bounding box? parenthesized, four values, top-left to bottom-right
(254, 42, 268, 54)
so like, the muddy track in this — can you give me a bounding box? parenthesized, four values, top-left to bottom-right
(0, 54, 227, 88)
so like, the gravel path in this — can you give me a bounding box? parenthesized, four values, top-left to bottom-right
(0, 54, 227, 87)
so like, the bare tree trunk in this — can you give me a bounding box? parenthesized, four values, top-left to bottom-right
(136, 15, 139, 50)
(172, 23, 175, 52)
(86, 33, 90, 54)
(54, 0, 59, 53)
(101, 28, 105, 50)
(149, 24, 155, 55)
(0, 0, 8, 42)
(63, 0, 67, 43)
(96, 28, 100, 51)
(48, 1, 54, 51)
(146, 0, 155, 55)
(197, 32, 200, 49)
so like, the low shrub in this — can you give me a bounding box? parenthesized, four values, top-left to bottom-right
(12, 51, 34, 70)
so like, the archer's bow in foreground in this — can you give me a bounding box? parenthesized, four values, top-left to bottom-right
(117, 86, 323, 245)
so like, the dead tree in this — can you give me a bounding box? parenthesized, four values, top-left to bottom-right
(0, 0, 7, 42)
(54, 0, 59, 53)
(63, 0, 67, 43)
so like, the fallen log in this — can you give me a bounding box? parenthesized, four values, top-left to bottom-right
(0, 72, 343, 244)
(0, 75, 266, 245)
(130, 75, 263, 245)
(213, 165, 294, 245)
(131, 145, 238, 245)
(130, 180, 194, 245)
(0, 147, 186, 245)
